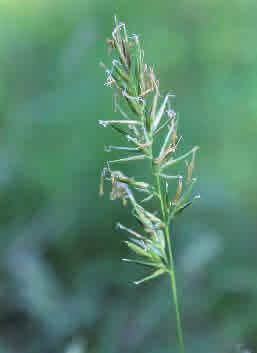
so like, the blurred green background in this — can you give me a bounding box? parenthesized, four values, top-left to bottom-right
(0, 0, 257, 352)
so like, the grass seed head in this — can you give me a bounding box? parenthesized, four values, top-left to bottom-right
(100, 17, 199, 284)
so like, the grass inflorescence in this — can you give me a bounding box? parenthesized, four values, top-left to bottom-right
(99, 17, 200, 353)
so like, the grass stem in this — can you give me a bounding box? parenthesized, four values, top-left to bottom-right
(156, 173, 185, 353)
(167, 228, 185, 353)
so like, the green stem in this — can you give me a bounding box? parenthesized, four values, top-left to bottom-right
(155, 173, 185, 353)
(166, 225, 185, 353)
(156, 173, 166, 219)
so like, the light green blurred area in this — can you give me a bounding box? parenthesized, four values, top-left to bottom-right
(0, 1, 257, 353)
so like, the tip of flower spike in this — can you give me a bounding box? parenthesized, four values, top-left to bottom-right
(112, 18, 125, 38)
(99, 61, 106, 69)
(166, 109, 177, 118)
(112, 59, 119, 66)
(129, 33, 139, 42)
(104, 145, 111, 152)
(105, 68, 112, 75)
(116, 222, 124, 230)
(99, 120, 109, 127)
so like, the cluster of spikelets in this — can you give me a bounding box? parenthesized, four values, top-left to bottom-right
(99, 18, 199, 285)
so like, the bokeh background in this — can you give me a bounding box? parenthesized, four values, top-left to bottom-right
(0, 1, 257, 352)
